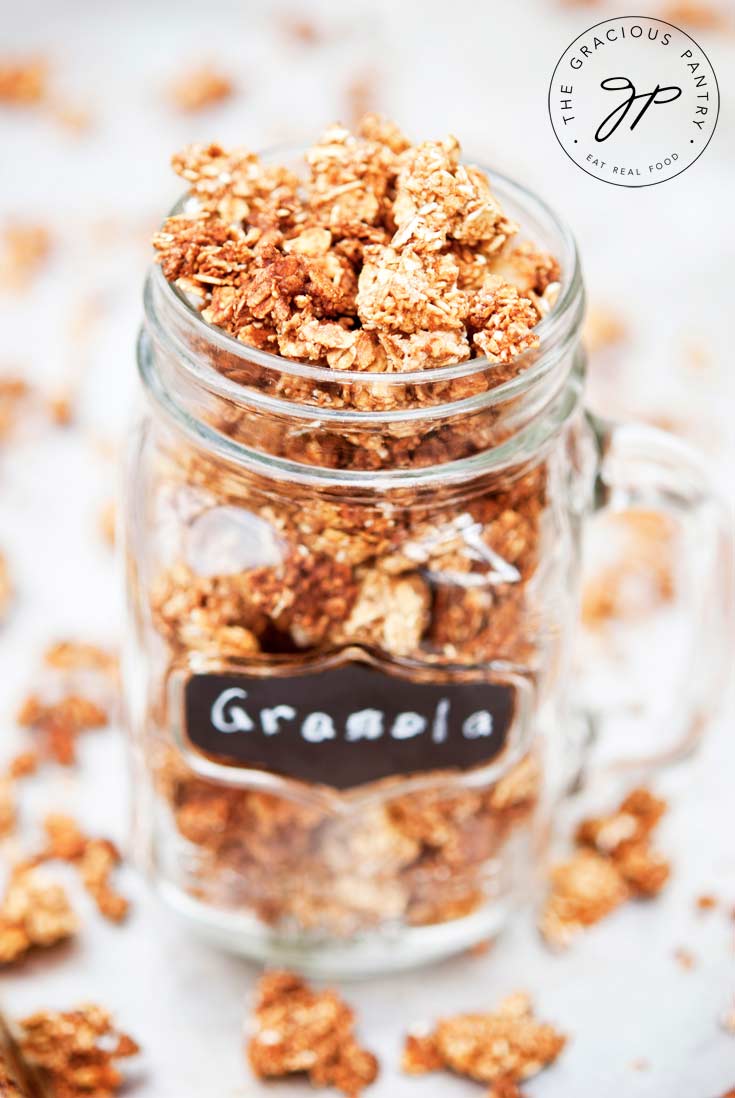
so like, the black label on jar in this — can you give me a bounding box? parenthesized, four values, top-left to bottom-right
(181, 663, 516, 790)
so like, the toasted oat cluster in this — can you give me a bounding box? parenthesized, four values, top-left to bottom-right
(153, 115, 559, 375)
(41, 814, 129, 923)
(17, 1005, 138, 1098)
(167, 64, 234, 113)
(16, 642, 116, 766)
(540, 787, 670, 949)
(247, 971, 378, 1097)
(0, 869, 77, 966)
(402, 992, 566, 1090)
(0, 58, 47, 105)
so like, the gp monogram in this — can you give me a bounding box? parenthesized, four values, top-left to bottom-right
(548, 16, 719, 186)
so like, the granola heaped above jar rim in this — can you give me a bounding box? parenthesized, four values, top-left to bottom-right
(152, 116, 563, 387)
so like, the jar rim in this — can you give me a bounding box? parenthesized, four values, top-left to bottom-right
(151, 150, 583, 394)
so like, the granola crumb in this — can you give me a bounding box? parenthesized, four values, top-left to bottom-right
(17, 1005, 139, 1098)
(720, 1003, 735, 1035)
(541, 787, 669, 948)
(7, 751, 39, 780)
(673, 946, 696, 970)
(99, 500, 117, 548)
(43, 814, 129, 923)
(540, 849, 629, 949)
(0, 224, 51, 291)
(659, 1, 731, 30)
(43, 640, 118, 676)
(0, 779, 15, 840)
(47, 392, 74, 426)
(0, 377, 30, 441)
(582, 305, 627, 354)
(0, 58, 47, 105)
(630, 1058, 650, 1071)
(0, 870, 77, 965)
(17, 693, 109, 766)
(696, 893, 718, 912)
(247, 970, 378, 1096)
(0, 552, 11, 621)
(402, 993, 565, 1086)
(168, 63, 234, 112)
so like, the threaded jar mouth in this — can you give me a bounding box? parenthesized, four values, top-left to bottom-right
(140, 153, 586, 487)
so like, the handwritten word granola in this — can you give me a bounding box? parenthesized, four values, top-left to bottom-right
(247, 971, 378, 1097)
(17, 1005, 138, 1098)
(402, 992, 566, 1088)
(540, 787, 670, 948)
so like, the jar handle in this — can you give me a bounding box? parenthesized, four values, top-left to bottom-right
(578, 413, 733, 774)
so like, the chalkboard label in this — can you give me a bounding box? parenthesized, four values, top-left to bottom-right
(180, 662, 517, 790)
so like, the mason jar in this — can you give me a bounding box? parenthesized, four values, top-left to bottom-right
(123, 166, 729, 976)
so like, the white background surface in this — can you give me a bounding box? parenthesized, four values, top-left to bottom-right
(1, 1, 734, 1096)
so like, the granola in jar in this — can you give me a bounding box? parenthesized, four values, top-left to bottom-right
(126, 115, 593, 972)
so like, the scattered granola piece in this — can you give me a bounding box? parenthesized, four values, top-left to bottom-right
(582, 510, 676, 628)
(0, 552, 11, 621)
(0, 58, 47, 105)
(720, 1002, 735, 1035)
(540, 850, 629, 949)
(0, 224, 51, 291)
(52, 103, 94, 135)
(696, 893, 718, 912)
(278, 13, 323, 45)
(18, 1005, 138, 1098)
(0, 780, 15, 840)
(43, 815, 129, 923)
(659, 1, 731, 30)
(17, 694, 108, 766)
(7, 752, 38, 780)
(344, 73, 379, 131)
(0, 378, 30, 440)
(542, 787, 670, 947)
(43, 641, 118, 677)
(402, 993, 565, 1087)
(0, 871, 77, 965)
(99, 500, 117, 548)
(575, 786, 666, 855)
(47, 392, 74, 426)
(168, 63, 234, 112)
(582, 305, 627, 354)
(247, 971, 378, 1096)
(673, 946, 696, 970)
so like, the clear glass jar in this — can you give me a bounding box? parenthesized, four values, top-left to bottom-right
(124, 168, 729, 976)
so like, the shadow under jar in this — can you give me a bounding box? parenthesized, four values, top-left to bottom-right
(124, 169, 711, 976)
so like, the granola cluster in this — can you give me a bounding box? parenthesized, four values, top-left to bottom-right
(0, 869, 77, 966)
(16, 1005, 138, 1098)
(16, 641, 117, 766)
(153, 115, 558, 389)
(540, 787, 670, 949)
(402, 992, 566, 1092)
(247, 971, 378, 1097)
